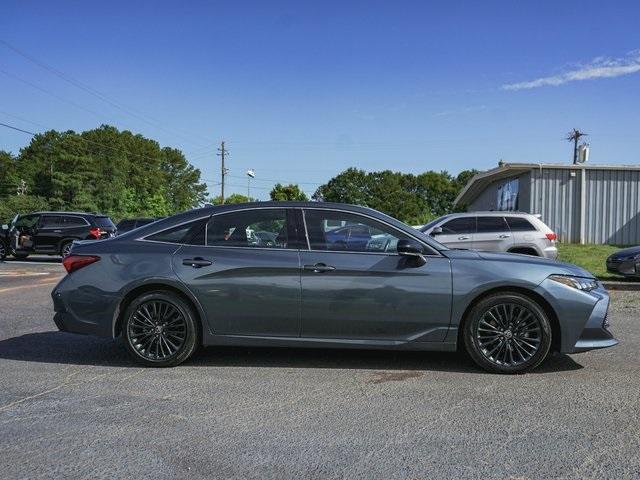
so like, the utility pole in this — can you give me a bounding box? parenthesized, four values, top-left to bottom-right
(566, 129, 588, 164)
(217, 141, 228, 203)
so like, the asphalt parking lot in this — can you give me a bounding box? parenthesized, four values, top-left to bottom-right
(0, 260, 638, 480)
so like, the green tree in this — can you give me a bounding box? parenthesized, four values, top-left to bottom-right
(313, 168, 473, 224)
(270, 183, 308, 201)
(1, 125, 208, 221)
(210, 193, 256, 205)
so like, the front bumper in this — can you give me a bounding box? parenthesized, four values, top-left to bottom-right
(571, 291, 618, 352)
(536, 280, 618, 354)
(606, 258, 640, 277)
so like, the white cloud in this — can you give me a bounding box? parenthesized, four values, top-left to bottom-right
(503, 51, 640, 91)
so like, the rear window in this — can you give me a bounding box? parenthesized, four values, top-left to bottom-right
(505, 216, 537, 232)
(93, 216, 116, 228)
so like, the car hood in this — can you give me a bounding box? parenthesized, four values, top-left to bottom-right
(608, 246, 640, 259)
(443, 248, 595, 278)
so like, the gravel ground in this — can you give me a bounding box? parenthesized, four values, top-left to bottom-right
(0, 261, 638, 480)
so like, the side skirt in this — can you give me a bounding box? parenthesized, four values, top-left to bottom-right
(202, 333, 457, 352)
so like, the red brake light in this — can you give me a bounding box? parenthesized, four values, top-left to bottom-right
(546, 233, 557, 241)
(63, 255, 100, 274)
(89, 227, 101, 239)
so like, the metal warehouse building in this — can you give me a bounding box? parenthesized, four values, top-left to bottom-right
(454, 163, 640, 245)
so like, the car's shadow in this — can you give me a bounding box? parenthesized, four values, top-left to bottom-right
(0, 331, 584, 374)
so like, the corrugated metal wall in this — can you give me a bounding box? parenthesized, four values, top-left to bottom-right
(584, 169, 640, 245)
(467, 167, 640, 244)
(529, 168, 581, 243)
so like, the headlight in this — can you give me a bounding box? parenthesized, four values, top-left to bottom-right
(548, 274, 598, 292)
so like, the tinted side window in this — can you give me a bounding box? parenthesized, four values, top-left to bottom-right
(146, 219, 207, 245)
(304, 209, 412, 253)
(40, 216, 63, 227)
(62, 216, 88, 227)
(441, 217, 476, 234)
(506, 216, 537, 232)
(206, 209, 290, 248)
(476, 216, 509, 233)
(14, 215, 39, 228)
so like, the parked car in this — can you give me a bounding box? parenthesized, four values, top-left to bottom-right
(0, 222, 11, 260)
(606, 246, 640, 278)
(115, 217, 163, 235)
(419, 212, 558, 259)
(52, 202, 616, 373)
(6, 211, 116, 259)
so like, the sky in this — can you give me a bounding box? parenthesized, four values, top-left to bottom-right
(1, 1, 639, 200)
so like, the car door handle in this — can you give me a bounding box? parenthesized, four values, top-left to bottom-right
(303, 263, 336, 273)
(498, 234, 511, 238)
(53, 230, 62, 233)
(182, 257, 213, 268)
(458, 236, 470, 240)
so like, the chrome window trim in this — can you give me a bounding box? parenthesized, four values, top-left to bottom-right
(136, 205, 443, 257)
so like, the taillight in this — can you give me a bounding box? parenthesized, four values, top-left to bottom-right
(546, 233, 557, 241)
(63, 255, 100, 274)
(89, 227, 101, 239)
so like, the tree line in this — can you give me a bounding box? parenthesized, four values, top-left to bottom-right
(1, 125, 477, 225)
(0, 125, 207, 223)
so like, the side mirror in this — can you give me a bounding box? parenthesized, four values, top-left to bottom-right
(430, 226, 443, 236)
(1, 224, 7, 231)
(397, 239, 427, 267)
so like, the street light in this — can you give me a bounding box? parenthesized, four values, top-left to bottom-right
(246, 169, 255, 199)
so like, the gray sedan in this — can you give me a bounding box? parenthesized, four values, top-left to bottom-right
(52, 202, 617, 373)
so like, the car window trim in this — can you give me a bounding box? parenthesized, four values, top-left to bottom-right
(138, 206, 441, 256)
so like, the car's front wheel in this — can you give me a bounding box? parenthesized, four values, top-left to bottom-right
(123, 291, 200, 367)
(463, 292, 552, 374)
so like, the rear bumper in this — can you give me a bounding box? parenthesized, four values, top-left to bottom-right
(51, 277, 117, 338)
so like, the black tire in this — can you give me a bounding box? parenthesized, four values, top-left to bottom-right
(123, 291, 200, 367)
(13, 252, 28, 260)
(463, 292, 552, 374)
(60, 241, 73, 258)
(0, 242, 6, 260)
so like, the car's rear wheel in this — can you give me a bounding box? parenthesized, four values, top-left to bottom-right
(123, 291, 199, 367)
(463, 292, 552, 374)
(0, 242, 6, 260)
(13, 252, 28, 260)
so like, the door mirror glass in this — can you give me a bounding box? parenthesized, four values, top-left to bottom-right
(430, 226, 443, 236)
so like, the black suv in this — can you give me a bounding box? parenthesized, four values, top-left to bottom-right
(1, 211, 116, 259)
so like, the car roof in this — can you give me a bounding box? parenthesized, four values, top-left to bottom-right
(30, 211, 108, 217)
(437, 211, 535, 218)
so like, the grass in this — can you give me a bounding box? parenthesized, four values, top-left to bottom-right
(556, 243, 625, 280)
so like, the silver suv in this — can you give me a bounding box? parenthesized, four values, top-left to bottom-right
(419, 212, 558, 259)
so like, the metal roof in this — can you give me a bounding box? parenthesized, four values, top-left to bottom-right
(454, 162, 640, 206)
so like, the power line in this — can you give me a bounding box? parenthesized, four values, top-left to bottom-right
(225, 174, 322, 186)
(0, 39, 210, 148)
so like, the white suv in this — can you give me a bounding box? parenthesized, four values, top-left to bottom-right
(418, 212, 558, 259)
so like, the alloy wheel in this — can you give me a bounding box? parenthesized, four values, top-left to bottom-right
(127, 300, 187, 361)
(475, 303, 542, 367)
(61, 243, 72, 257)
